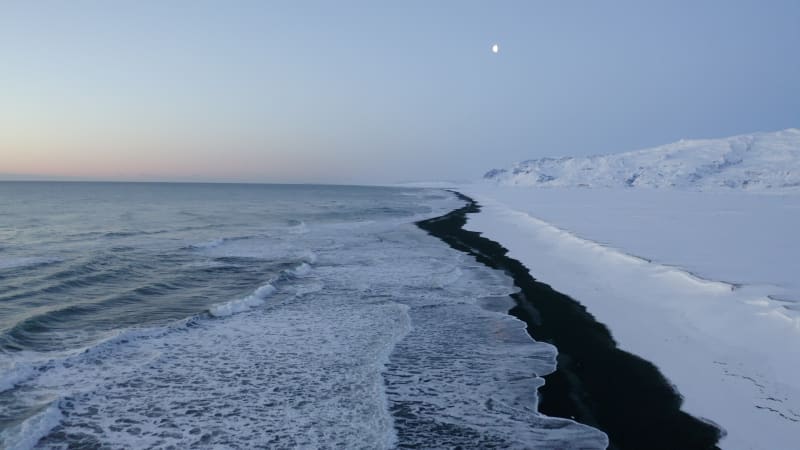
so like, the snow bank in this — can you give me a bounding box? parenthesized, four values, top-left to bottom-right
(469, 186, 800, 305)
(484, 128, 800, 191)
(461, 184, 800, 449)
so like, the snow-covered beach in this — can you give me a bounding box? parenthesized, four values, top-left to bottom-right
(454, 129, 800, 449)
(417, 193, 720, 449)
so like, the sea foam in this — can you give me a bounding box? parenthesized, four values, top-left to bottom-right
(0, 403, 63, 450)
(209, 283, 277, 317)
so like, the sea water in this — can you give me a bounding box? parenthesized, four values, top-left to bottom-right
(0, 182, 605, 448)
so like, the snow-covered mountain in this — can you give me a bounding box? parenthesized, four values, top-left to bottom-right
(484, 129, 800, 190)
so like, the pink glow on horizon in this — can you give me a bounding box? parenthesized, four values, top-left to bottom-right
(0, 143, 358, 183)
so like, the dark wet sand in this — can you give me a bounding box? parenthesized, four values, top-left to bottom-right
(416, 191, 722, 450)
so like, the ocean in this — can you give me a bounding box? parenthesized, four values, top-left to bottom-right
(0, 182, 605, 449)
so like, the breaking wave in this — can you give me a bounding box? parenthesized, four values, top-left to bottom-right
(208, 283, 277, 317)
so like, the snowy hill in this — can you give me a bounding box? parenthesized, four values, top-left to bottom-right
(484, 129, 800, 190)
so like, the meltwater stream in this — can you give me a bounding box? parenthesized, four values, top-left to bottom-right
(0, 182, 606, 448)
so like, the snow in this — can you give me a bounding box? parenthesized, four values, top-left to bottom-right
(458, 184, 800, 450)
(468, 187, 800, 304)
(484, 128, 800, 191)
(461, 185, 800, 449)
(452, 127, 800, 448)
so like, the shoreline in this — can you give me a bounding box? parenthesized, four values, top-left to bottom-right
(416, 191, 722, 450)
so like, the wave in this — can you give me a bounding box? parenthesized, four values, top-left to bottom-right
(102, 230, 166, 238)
(0, 321, 184, 395)
(287, 262, 311, 277)
(2, 250, 319, 357)
(209, 256, 316, 317)
(0, 402, 62, 450)
(292, 281, 325, 297)
(189, 237, 227, 250)
(0, 278, 188, 353)
(0, 360, 35, 393)
(0, 257, 61, 271)
(208, 283, 277, 317)
(300, 250, 318, 264)
(2, 290, 407, 448)
(0, 257, 314, 445)
(102, 231, 139, 238)
(187, 235, 265, 251)
(0, 317, 166, 393)
(0, 319, 202, 448)
(9, 252, 150, 296)
(290, 224, 308, 234)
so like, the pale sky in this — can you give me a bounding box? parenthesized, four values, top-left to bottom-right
(1, 1, 798, 184)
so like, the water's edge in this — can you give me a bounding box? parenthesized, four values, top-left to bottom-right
(416, 191, 722, 450)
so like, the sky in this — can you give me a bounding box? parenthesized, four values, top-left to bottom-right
(1, 0, 799, 184)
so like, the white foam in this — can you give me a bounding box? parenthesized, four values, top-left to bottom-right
(0, 402, 62, 450)
(299, 250, 318, 264)
(293, 281, 325, 297)
(0, 329, 138, 396)
(0, 361, 35, 394)
(208, 283, 276, 317)
(288, 262, 311, 277)
(288, 221, 308, 234)
(189, 237, 226, 249)
(6, 291, 413, 448)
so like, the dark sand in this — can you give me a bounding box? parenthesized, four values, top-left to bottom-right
(417, 191, 722, 450)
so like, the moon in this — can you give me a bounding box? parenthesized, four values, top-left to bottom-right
(491, 43, 499, 54)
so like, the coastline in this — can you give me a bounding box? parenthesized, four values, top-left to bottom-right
(416, 191, 722, 450)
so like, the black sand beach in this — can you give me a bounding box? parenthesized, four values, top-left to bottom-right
(417, 192, 722, 450)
